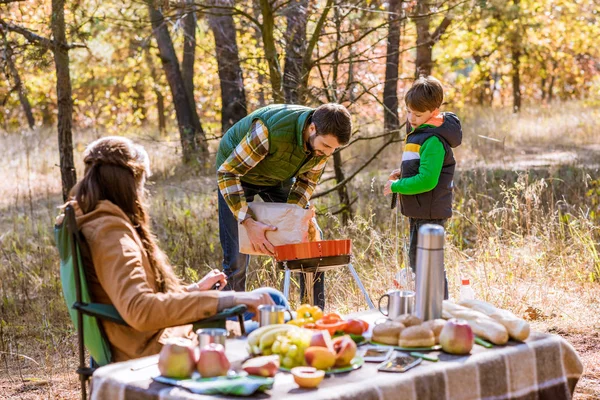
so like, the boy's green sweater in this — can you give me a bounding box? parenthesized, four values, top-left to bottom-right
(391, 124, 445, 195)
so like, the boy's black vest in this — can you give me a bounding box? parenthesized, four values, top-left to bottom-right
(401, 112, 462, 219)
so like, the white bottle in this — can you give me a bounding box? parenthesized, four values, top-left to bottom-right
(459, 278, 475, 301)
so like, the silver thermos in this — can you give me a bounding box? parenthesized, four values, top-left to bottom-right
(415, 224, 445, 321)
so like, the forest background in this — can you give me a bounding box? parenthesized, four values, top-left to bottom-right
(0, 0, 599, 398)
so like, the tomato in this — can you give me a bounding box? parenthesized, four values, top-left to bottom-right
(320, 312, 342, 323)
(358, 319, 369, 332)
(343, 319, 366, 335)
(315, 319, 347, 335)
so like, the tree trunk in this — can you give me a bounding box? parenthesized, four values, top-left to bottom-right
(51, 0, 76, 200)
(207, 0, 247, 133)
(548, 60, 557, 102)
(143, 44, 167, 135)
(333, 151, 352, 225)
(414, 0, 432, 78)
(259, 0, 284, 103)
(383, 0, 402, 137)
(147, 2, 208, 163)
(2, 37, 35, 129)
(283, 0, 308, 104)
(413, 0, 452, 79)
(510, 0, 522, 113)
(181, 0, 202, 132)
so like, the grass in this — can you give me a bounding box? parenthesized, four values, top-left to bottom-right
(0, 102, 599, 398)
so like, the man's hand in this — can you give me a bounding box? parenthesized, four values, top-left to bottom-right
(242, 218, 277, 255)
(233, 291, 275, 317)
(384, 179, 395, 196)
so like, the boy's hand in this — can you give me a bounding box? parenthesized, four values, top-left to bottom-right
(388, 169, 401, 180)
(384, 179, 395, 196)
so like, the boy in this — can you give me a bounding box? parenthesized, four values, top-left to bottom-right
(384, 76, 462, 299)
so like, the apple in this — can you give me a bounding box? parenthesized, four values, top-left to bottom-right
(439, 318, 474, 355)
(158, 338, 197, 379)
(242, 355, 280, 377)
(310, 330, 334, 351)
(331, 335, 356, 367)
(304, 346, 336, 370)
(291, 366, 325, 388)
(196, 343, 231, 377)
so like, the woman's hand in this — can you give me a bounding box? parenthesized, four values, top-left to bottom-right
(188, 269, 227, 292)
(232, 291, 275, 317)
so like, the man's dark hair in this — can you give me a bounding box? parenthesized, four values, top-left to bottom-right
(405, 76, 444, 112)
(312, 103, 352, 145)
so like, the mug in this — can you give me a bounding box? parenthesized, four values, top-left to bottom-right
(258, 305, 293, 327)
(378, 290, 415, 319)
(196, 328, 228, 349)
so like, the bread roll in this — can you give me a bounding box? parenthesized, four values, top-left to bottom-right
(398, 326, 435, 348)
(392, 314, 423, 327)
(459, 299, 530, 341)
(442, 301, 509, 345)
(422, 319, 446, 344)
(372, 321, 405, 345)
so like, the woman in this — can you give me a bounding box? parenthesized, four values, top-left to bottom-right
(67, 136, 285, 362)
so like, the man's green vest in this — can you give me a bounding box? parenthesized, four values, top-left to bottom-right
(216, 104, 327, 186)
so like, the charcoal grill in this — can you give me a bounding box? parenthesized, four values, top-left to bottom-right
(274, 240, 375, 309)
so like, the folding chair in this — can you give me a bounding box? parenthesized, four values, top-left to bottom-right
(55, 204, 246, 400)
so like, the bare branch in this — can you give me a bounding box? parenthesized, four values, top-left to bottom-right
(312, 136, 403, 199)
(0, 19, 85, 50)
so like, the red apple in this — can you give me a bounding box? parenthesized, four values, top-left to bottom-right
(439, 318, 474, 355)
(242, 355, 280, 377)
(158, 338, 197, 379)
(332, 335, 357, 367)
(196, 343, 231, 377)
(310, 330, 334, 352)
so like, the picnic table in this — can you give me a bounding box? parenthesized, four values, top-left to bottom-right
(90, 310, 583, 400)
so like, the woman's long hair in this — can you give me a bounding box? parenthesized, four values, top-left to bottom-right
(71, 136, 180, 292)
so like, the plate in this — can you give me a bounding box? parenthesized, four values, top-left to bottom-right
(369, 340, 442, 352)
(279, 356, 364, 376)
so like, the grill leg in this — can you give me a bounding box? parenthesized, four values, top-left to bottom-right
(283, 266, 291, 300)
(303, 272, 315, 306)
(347, 263, 375, 309)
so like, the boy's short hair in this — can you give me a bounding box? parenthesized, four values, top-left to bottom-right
(312, 103, 352, 145)
(405, 76, 444, 112)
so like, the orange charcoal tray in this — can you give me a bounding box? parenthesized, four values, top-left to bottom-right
(274, 239, 352, 262)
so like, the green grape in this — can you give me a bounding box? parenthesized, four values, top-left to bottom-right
(271, 340, 281, 354)
(287, 344, 298, 358)
(263, 348, 272, 356)
(280, 341, 290, 354)
(282, 356, 295, 369)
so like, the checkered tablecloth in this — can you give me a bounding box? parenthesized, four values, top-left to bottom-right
(91, 311, 583, 400)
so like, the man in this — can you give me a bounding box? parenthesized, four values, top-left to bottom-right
(216, 103, 352, 307)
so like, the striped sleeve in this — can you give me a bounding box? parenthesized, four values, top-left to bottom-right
(287, 157, 328, 208)
(391, 136, 445, 195)
(217, 120, 269, 222)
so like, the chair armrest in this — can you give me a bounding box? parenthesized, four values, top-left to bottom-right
(73, 302, 129, 326)
(200, 304, 248, 323)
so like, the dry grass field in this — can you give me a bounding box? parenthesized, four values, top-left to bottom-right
(0, 102, 598, 398)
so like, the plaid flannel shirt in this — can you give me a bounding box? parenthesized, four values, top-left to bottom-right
(217, 120, 327, 222)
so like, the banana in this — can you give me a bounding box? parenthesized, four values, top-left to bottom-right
(247, 324, 291, 349)
(259, 326, 299, 350)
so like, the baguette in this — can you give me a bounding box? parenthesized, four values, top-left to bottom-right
(459, 299, 530, 341)
(442, 301, 509, 345)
